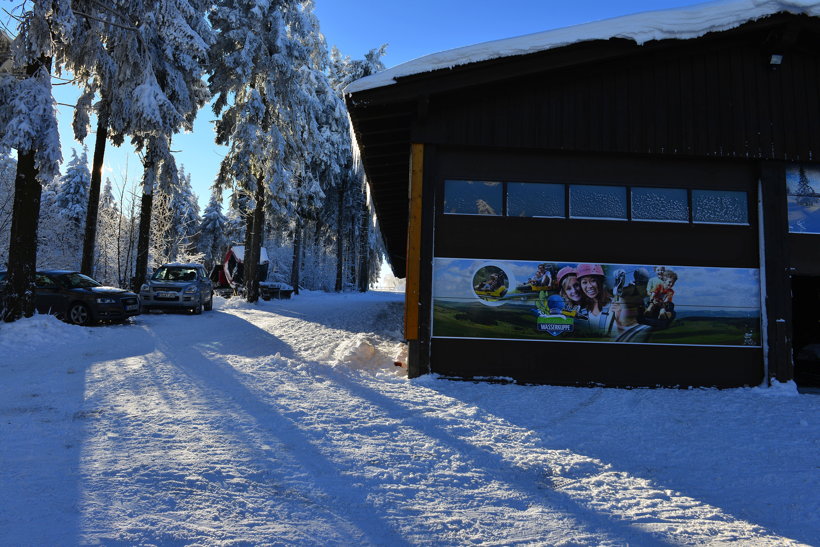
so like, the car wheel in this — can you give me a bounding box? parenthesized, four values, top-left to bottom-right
(192, 300, 203, 315)
(68, 303, 94, 326)
(204, 293, 213, 311)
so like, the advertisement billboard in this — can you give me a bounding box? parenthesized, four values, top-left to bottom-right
(433, 258, 761, 347)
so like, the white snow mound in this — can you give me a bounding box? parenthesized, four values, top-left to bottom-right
(0, 313, 93, 352)
(331, 333, 407, 375)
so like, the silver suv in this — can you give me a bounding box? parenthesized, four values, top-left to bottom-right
(140, 263, 213, 314)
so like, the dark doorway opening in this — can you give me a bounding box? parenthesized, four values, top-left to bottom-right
(791, 276, 820, 387)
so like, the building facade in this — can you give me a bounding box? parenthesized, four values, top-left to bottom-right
(347, 3, 820, 387)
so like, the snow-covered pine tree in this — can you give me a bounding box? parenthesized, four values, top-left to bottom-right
(0, 0, 74, 320)
(150, 163, 201, 265)
(210, 0, 323, 302)
(56, 146, 90, 226)
(93, 177, 121, 284)
(57, 0, 129, 276)
(198, 189, 228, 272)
(327, 44, 386, 292)
(41, 146, 90, 268)
(129, 0, 214, 290)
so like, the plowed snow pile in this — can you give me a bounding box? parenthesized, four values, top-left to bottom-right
(1, 290, 818, 546)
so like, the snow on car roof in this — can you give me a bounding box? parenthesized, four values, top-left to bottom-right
(347, 0, 820, 93)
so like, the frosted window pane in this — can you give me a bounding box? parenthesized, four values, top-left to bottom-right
(692, 190, 748, 224)
(569, 185, 627, 219)
(786, 164, 820, 233)
(444, 180, 502, 215)
(632, 187, 689, 222)
(507, 182, 564, 217)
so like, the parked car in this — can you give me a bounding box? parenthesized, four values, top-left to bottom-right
(0, 270, 140, 325)
(140, 263, 213, 314)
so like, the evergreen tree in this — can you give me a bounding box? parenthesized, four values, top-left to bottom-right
(93, 177, 121, 284)
(129, 0, 214, 290)
(0, 153, 15, 266)
(151, 163, 201, 265)
(55, 146, 90, 229)
(210, 0, 321, 302)
(198, 189, 228, 271)
(0, 1, 74, 320)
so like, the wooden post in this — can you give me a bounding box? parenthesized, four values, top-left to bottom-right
(406, 144, 424, 377)
(759, 162, 793, 383)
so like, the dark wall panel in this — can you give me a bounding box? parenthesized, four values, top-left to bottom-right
(423, 35, 820, 162)
(433, 149, 759, 268)
(431, 338, 764, 388)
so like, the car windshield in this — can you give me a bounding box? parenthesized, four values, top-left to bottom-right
(57, 272, 101, 289)
(152, 267, 198, 282)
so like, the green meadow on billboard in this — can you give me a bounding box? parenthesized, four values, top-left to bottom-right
(432, 258, 761, 347)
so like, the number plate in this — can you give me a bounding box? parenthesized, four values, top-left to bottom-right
(157, 292, 176, 298)
(125, 304, 138, 311)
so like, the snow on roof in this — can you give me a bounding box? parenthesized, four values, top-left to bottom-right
(347, 0, 820, 94)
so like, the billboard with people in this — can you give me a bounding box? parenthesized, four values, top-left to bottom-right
(433, 258, 761, 347)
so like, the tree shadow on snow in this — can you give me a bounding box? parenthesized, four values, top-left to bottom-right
(126, 331, 411, 546)
(425, 382, 817, 546)
(300, 366, 681, 546)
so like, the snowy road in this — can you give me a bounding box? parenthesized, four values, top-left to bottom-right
(1, 291, 818, 546)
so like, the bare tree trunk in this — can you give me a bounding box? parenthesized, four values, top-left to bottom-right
(80, 109, 109, 276)
(3, 57, 50, 322)
(357, 191, 369, 292)
(245, 179, 265, 303)
(133, 146, 157, 291)
(334, 188, 344, 292)
(348, 221, 356, 287)
(3, 148, 42, 321)
(290, 220, 302, 295)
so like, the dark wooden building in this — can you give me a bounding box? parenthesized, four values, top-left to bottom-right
(346, 3, 820, 387)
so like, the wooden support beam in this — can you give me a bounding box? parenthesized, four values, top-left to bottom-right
(405, 143, 424, 346)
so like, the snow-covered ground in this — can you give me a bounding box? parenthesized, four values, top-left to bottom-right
(1, 290, 818, 546)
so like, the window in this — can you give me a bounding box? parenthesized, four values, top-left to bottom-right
(444, 180, 502, 215)
(506, 182, 564, 217)
(786, 164, 820, 233)
(631, 187, 689, 222)
(692, 189, 748, 225)
(442, 178, 749, 227)
(34, 274, 58, 288)
(570, 185, 627, 220)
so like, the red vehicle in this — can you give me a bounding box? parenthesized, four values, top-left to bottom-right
(212, 245, 293, 300)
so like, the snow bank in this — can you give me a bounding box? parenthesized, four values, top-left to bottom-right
(348, 0, 820, 92)
(330, 332, 407, 375)
(0, 313, 93, 352)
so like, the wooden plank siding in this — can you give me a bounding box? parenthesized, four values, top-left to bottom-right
(420, 37, 820, 162)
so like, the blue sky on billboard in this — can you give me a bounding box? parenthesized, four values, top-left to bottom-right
(0, 0, 704, 209)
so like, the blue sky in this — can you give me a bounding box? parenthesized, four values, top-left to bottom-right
(1, 0, 705, 209)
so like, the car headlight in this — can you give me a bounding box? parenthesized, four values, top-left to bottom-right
(183, 285, 199, 294)
(96, 297, 116, 304)
(140, 284, 149, 293)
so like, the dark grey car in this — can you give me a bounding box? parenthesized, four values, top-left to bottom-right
(140, 263, 213, 314)
(0, 270, 141, 325)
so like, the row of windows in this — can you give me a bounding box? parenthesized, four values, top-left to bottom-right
(443, 180, 750, 225)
